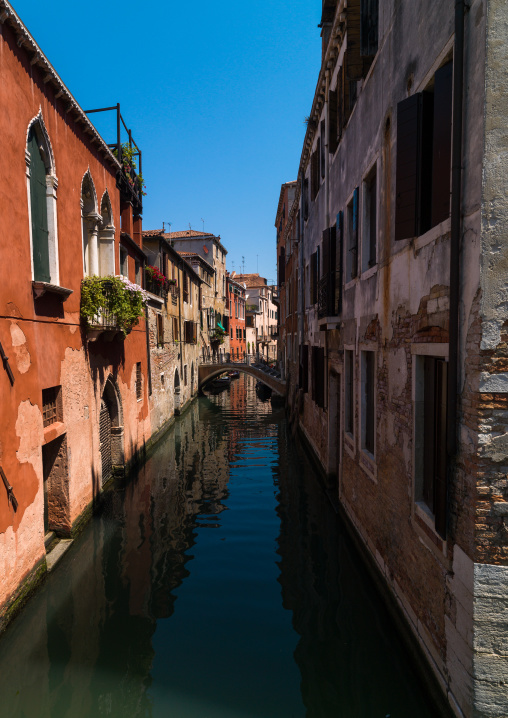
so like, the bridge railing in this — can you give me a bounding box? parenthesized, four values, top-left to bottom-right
(198, 352, 283, 381)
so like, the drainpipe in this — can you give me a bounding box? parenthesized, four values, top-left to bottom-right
(447, 2, 465, 481)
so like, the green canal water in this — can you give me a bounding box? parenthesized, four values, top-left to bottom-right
(0, 375, 442, 717)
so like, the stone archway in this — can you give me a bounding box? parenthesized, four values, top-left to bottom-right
(100, 376, 124, 486)
(174, 368, 181, 416)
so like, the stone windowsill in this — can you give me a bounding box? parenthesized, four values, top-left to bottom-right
(32, 281, 73, 300)
(43, 421, 66, 445)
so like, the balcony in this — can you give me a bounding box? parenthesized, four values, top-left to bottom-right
(84, 104, 144, 215)
(81, 276, 145, 340)
(318, 273, 341, 328)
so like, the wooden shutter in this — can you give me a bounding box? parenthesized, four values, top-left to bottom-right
(395, 94, 422, 241)
(337, 67, 344, 138)
(312, 346, 325, 408)
(352, 187, 359, 278)
(336, 211, 344, 315)
(361, 0, 379, 57)
(310, 150, 317, 201)
(431, 60, 453, 228)
(193, 322, 197, 344)
(434, 359, 448, 538)
(310, 252, 317, 304)
(346, 0, 363, 80)
(320, 120, 326, 178)
(302, 344, 309, 393)
(28, 130, 50, 282)
(328, 89, 338, 155)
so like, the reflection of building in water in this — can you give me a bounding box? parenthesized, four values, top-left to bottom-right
(0, 398, 233, 717)
(275, 424, 441, 718)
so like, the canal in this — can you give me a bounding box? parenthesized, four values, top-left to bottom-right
(0, 375, 442, 718)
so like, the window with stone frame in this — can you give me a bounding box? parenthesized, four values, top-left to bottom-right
(345, 349, 355, 435)
(42, 386, 62, 427)
(414, 352, 448, 538)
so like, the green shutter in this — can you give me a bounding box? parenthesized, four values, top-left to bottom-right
(28, 130, 50, 282)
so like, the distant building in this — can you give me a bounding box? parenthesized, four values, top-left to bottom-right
(235, 274, 278, 361)
(226, 274, 246, 360)
(144, 230, 229, 358)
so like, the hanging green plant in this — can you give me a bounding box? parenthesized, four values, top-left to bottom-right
(81, 276, 146, 337)
(112, 143, 147, 196)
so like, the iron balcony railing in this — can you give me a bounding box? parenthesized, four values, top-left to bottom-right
(88, 280, 119, 329)
(318, 272, 340, 319)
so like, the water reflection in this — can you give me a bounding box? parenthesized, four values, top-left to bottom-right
(0, 375, 440, 717)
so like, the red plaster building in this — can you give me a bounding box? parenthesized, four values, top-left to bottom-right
(226, 274, 246, 360)
(0, 1, 153, 630)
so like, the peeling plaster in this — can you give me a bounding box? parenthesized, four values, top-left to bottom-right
(9, 323, 30, 374)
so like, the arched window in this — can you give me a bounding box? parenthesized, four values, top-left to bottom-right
(81, 171, 100, 276)
(99, 191, 115, 276)
(26, 117, 59, 284)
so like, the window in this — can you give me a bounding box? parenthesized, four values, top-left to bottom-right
(136, 363, 142, 401)
(360, 0, 379, 57)
(345, 350, 354, 435)
(27, 119, 58, 285)
(361, 351, 375, 454)
(395, 60, 453, 241)
(42, 386, 62, 427)
(184, 321, 197, 344)
(157, 314, 164, 348)
(183, 272, 189, 302)
(362, 165, 377, 271)
(300, 344, 309, 393)
(414, 354, 448, 537)
(120, 246, 128, 277)
(320, 120, 326, 179)
(310, 142, 320, 201)
(173, 317, 179, 342)
(184, 365, 188, 386)
(346, 189, 359, 280)
(99, 192, 115, 276)
(311, 346, 325, 408)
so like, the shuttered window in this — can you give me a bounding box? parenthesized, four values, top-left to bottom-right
(157, 314, 164, 347)
(336, 211, 344, 315)
(422, 357, 448, 537)
(311, 145, 320, 201)
(360, 0, 379, 58)
(328, 89, 338, 155)
(300, 344, 309, 393)
(361, 351, 375, 454)
(395, 60, 453, 241)
(184, 320, 197, 344)
(28, 129, 50, 283)
(312, 346, 325, 409)
(310, 251, 319, 305)
(347, 188, 359, 280)
(173, 317, 179, 342)
(320, 121, 326, 179)
(303, 178, 309, 221)
(345, 349, 354, 434)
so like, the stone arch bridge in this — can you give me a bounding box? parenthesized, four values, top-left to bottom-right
(198, 361, 286, 396)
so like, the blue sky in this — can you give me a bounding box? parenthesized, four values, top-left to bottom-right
(14, 0, 320, 282)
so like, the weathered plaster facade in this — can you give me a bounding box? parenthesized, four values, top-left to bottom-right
(0, 1, 153, 630)
(278, 1, 508, 716)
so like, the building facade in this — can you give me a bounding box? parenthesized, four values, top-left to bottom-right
(0, 1, 154, 630)
(278, 1, 508, 716)
(236, 274, 278, 362)
(143, 229, 229, 358)
(226, 274, 246, 359)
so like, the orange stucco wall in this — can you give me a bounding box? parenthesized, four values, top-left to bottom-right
(0, 20, 151, 619)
